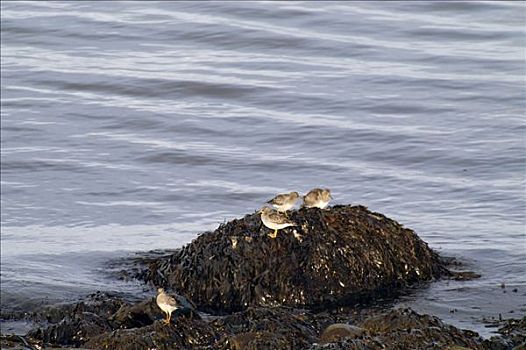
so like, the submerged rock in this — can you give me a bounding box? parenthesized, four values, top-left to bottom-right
(141, 205, 449, 313)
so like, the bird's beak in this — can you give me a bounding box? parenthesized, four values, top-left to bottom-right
(330, 195, 334, 199)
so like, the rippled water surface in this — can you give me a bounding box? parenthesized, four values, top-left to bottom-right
(1, 1, 525, 336)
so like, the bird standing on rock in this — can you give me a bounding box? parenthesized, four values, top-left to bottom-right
(258, 207, 296, 238)
(156, 288, 179, 324)
(303, 188, 333, 209)
(267, 191, 300, 212)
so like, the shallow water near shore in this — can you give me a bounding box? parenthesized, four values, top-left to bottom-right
(1, 1, 525, 338)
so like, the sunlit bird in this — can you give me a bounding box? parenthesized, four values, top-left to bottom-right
(302, 188, 332, 209)
(258, 206, 296, 238)
(266, 191, 300, 212)
(156, 288, 179, 325)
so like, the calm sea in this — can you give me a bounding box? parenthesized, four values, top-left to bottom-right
(1, 1, 525, 337)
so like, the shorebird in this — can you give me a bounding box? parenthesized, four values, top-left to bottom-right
(302, 188, 332, 209)
(266, 191, 300, 212)
(156, 288, 179, 324)
(258, 207, 296, 238)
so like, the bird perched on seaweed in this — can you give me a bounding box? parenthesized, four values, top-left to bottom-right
(303, 188, 332, 209)
(266, 191, 300, 212)
(156, 288, 179, 324)
(258, 206, 296, 238)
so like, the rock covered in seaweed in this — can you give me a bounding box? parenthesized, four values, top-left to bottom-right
(24, 292, 199, 349)
(25, 292, 126, 346)
(484, 317, 526, 349)
(310, 308, 489, 350)
(211, 307, 319, 350)
(9, 298, 523, 350)
(142, 205, 449, 313)
(84, 318, 217, 350)
(319, 323, 367, 343)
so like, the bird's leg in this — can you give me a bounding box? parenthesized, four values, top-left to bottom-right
(167, 312, 171, 324)
(257, 221, 263, 232)
(268, 229, 278, 238)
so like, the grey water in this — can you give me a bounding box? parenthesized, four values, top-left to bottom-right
(1, 1, 525, 337)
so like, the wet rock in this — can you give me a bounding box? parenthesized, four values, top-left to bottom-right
(497, 316, 526, 346)
(450, 270, 482, 281)
(440, 256, 481, 281)
(111, 297, 161, 328)
(319, 323, 366, 343)
(141, 205, 449, 313)
(27, 312, 113, 347)
(0, 334, 42, 350)
(24, 292, 126, 346)
(31, 291, 126, 324)
(107, 249, 178, 282)
(484, 316, 526, 350)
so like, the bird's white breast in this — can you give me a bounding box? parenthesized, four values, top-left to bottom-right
(317, 199, 329, 209)
(158, 301, 177, 313)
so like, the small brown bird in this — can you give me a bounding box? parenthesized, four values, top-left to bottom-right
(302, 188, 332, 209)
(156, 288, 179, 324)
(258, 207, 296, 238)
(267, 191, 300, 212)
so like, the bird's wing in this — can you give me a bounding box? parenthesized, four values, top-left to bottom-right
(268, 194, 287, 205)
(269, 211, 295, 225)
(304, 191, 317, 202)
(167, 294, 178, 307)
(160, 293, 178, 307)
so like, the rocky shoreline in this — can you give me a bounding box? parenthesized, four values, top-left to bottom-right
(1, 205, 524, 349)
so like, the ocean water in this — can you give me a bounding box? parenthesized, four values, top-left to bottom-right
(1, 1, 525, 337)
